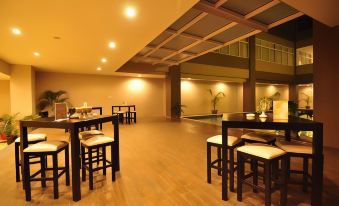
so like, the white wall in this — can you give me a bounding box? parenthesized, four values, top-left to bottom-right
(181, 80, 243, 115)
(35, 72, 166, 117)
(0, 80, 10, 115)
(255, 84, 289, 109)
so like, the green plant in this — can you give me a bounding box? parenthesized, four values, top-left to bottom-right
(209, 89, 225, 112)
(0, 113, 19, 137)
(172, 104, 186, 116)
(37, 90, 69, 111)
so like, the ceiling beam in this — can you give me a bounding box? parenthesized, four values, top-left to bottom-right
(178, 29, 261, 64)
(145, 45, 196, 56)
(268, 11, 304, 29)
(213, 0, 228, 8)
(193, 1, 268, 32)
(165, 29, 224, 46)
(244, 0, 280, 19)
(133, 55, 178, 65)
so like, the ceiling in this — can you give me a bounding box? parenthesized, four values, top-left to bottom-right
(131, 0, 303, 67)
(0, 0, 198, 75)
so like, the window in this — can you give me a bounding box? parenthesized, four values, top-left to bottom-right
(213, 39, 248, 58)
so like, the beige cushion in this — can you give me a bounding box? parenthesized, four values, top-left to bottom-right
(241, 132, 276, 143)
(237, 145, 286, 159)
(207, 135, 241, 146)
(24, 141, 68, 153)
(79, 130, 104, 140)
(81, 136, 114, 147)
(115, 111, 125, 114)
(276, 140, 312, 154)
(15, 133, 47, 143)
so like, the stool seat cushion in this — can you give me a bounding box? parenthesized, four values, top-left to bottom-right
(15, 133, 47, 143)
(79, 130, 104, 140)
(81, 136, 114, 147)
(241, 132, 276, 143)
(24, 141, 68, 153)
(237, 145, 286, 159)
(115, 111, 125, 114)
(207, 135, 241, 146)
(276, 140, 312, 154)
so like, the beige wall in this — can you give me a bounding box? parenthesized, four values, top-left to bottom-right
(181, 80, 243, 115)
(35, 72, 165, 117)
(297, 84, 313, 109)
(255, 84, 289, 109)
(0, 59, 10, 80)
(0, 80, 10, 115)
(10, 65, 35, 117)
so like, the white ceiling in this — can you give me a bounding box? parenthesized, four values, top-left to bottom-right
(0, 0, 198, 75)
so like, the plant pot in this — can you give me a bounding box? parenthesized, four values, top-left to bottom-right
(211, 110, 218, 114)
(6, 135, 17, 145)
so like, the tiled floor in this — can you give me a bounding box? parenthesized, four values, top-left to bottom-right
(0, 117, 338, 205)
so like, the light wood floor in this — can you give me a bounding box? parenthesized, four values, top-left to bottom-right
(0, 117, 338, 205)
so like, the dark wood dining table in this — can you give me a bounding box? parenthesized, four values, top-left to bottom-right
(221, 113, 323, 206)
(19, 115, 119, 202)
(112, 105, 136, 124)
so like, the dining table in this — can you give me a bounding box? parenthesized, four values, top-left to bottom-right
(221, 113, 323, 206)
(19, 115, 119, 202)
(112, 105, 136, 124)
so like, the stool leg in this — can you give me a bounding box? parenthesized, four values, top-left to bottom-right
(52, 154, 59, 199)
(207, 143, 211, 184)
(81, 146, 86, 182)
(40, 155, 46, 188)
(15, 143, 21, 182)
(229, 147, 235, 192)
(111, 144, 116, 181)
(252, 160, 258, 193)
(237, 152, 244, 201)
(89, 148, 94, 190)
(303, 157, 309, 192)
(103, 146, 107, 176)
(134, 113, 137, 123)
(264, 161, 271, 206)
(65, 146, 70, 186)
(24, 153, 31, 201)
(280, 156, 288, 206)
(96, 148, 100, 166)
(217, 146, 221, 176)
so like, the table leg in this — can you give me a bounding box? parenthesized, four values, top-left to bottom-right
(128, 107, 131, 124)
(114, 117, 120, 171)
(70, 127, 81, 201)
(222, 127, 229, 201)
(20, 125, 28, 189)
(311, 125, 323, 206)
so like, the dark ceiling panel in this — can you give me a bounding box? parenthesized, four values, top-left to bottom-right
(185, 41, 217, 54)
(221, 0, 273, 16)
(169, 9, 203, 31)
(148, 32, 172, 46)
(138, 47, 152, 56)
(168, 53, 191, 62)
(210, 24, 255, 43)
(185, 14, 231, 37)
(163, 35, 196, 50)
(251, 3, 299, 25)
(149, 49, 173, 59)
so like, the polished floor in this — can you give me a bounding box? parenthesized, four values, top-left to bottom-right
(0, 117, 338, 205)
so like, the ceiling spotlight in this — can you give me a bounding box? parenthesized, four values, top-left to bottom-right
(125, 7, 137, 18)
(101, 58, 107, 63)
(108, 41, 116, 48)
(12, 28, 22, 35)
(97, 67, 102, 71)
(33, 52, 40, 57)
(138, 74, 142, 77)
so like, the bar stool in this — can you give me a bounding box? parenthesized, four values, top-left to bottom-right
(23, 140, 70, 201)
(275, 139, 312, 192)
(14, 133, 47, 182)
(79, 130, 104, 165)
(128, 106, 137, 123)
(206, 135, 243, 192)
(81, 135, 116, 190)
(237, 145, 288, 206)
(241, 131, 277, 145)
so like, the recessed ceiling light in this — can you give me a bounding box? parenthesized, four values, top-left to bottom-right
(125, 7, 137, 18)
(12, 28, 22, 35)
(97, 67, 102, 71)
(33, 52, 40, 57)
(101, 58, 107, 63)
(138, 74, 142, 77)
(108, 41, 116, 48)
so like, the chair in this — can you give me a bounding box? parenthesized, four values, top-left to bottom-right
(206, 135, 243, 192)
(23, 141, 70, 201)
(112, 106, 126, 124)
(81, 135, 116, 190)
(237, 145, 288, 206)
(14, 133, 47, 182)
(128, 105, 137, 124)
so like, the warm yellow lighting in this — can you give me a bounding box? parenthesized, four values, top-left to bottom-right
(129, 79, 144, 91)
(273, 101, 288, 120)
(33, 52, 40, 57)
(181, 80, 192, 91)
(12, 28, 22, 35)
(187, 78, 191, 80)
(108, 41, 116, 48)
(125, 7, 137, 18)
(101, 58, 107, 63)
(138, 74, 142, 77)
(97, 67, 102, 71)
(216, 82, 227, 92)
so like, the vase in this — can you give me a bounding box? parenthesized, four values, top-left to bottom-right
(259, 111, 268, 118)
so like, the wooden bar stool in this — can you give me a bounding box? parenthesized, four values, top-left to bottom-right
(237, 145, 288, 206)
(14, 133, 47, 182)
(206, 135, 243, 192)
(129, 106, 137, 123)
(79, 130, 105, 166)
(241, 131, 277, 145)
(23, 141, 70, 201)
(275, 139, 312, 192)
(81, 135, 116, 190)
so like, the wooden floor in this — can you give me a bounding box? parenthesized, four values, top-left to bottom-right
(0, 117, 338, 205)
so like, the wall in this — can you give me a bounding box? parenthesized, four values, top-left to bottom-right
(181, 80, 243, 115)
(35, 72, 165, 118)
(0, 59, 10, 79)
(0, 80, 10, 115)
(255, 84, 289, 109)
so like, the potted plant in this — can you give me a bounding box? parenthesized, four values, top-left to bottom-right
(37, 90, 70, 116)
(299, 92, 311, 109)
(0, 113, 19, 144)
(209, 89, 225, 114)
(171, 103, 186, 118)
(257, 97, 272, 118)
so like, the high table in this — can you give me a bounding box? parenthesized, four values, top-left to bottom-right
(19, 115, 119, 202)
(112, 105, 136, 124)
(221, 113, 323, 206)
